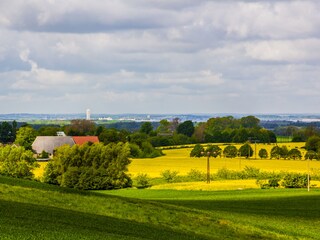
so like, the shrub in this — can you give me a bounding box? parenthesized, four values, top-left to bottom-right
(256, 177, 280, 189)
(282, 173, 308, 188)
(243, 166, 260, 178)
(187, 169, 206, 181)
(135, 173, 151, 189)
(216, 167, 240, 180)
(161, 170, 179, 183)
(268, 177, 280, 188)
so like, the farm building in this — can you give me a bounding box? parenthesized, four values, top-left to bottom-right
(72, 136, 99, 145)
(32, 136, 99, 156)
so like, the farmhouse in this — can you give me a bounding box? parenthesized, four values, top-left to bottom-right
(32, 136, 99, 156)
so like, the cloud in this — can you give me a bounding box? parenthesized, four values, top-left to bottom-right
(245, 39, 320, 62)
(0, 0, 320, 114)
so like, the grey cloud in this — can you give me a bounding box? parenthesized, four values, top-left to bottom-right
(0, 0, 320, 114)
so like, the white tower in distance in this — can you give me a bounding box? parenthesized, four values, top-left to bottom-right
(86, 109, 91, 120)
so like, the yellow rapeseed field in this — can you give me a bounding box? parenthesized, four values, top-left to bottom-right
(150, 180, 259, 190)
(34, 142, 320, 182)
(129, 142, 320, 177)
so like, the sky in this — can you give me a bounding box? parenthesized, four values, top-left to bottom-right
(0, 0, 320, 114)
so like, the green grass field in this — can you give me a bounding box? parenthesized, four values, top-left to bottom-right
(2, 176, 320, 239)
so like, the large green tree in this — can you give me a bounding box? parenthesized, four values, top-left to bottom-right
(43, 142, 132, 190)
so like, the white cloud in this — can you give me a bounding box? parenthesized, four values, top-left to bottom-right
(245, 39, 320, 62)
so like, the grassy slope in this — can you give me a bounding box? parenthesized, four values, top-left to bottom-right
(0, 176, 291, 240)
(106, 188, 320, 240)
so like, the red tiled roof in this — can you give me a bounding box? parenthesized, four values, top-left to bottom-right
(72, 136, 99, 145)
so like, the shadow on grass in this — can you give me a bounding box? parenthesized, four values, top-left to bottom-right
(156, 195, 320, 220)
(0, 199, 207, 240)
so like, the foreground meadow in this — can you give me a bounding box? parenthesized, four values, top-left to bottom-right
(104, 188, 320, 239)
(2, 176, 320, 239)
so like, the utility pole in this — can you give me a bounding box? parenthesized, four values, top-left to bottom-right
(201, 151, 215, 184)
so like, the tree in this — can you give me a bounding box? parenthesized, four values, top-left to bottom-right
(232, 129, 249, 143)
(140, 122, 153, 135)
(64, 119, 96, 136)
(193, 122, 206, 143)
(177, 120, 194, 137)
(38, 126, 61, 136)
(238, 143, 253, 158)
(0, 121, 17, 143)
(305, 136, 320, 152)
(0, 145, 38, 179)
(240, 116, 260, 128)
(287, 148, 302, 160)
(206, 145, 222, 158)
(270, 145, 288, 159)
(170, 118, 180, 132)
(223, 145, 238, 158)
(43, 142, 132, 190)
(98, 128, 123, 144)
(305, 150, 318, 160)
(14, 126, 37, 150)
(258, 148, 268, 159)
(190, 144, 204, 157)
(157, 119, 171, 133)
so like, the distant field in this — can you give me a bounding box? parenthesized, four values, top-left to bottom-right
(129, 142, 317, 178)
(276, 136, 293, 143)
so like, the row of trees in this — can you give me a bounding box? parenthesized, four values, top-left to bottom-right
(190, 144, 306, 160)
(1, 116, 276, 157)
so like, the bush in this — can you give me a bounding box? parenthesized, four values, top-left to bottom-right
(161, 170, 179, 183)
(282, 173, 308, 188)
(256, 177, 280, 189)
(135, 173, 151, 189)
(268, 177, 280, 188)
(216, 167, 240, 180)
(242, 166, 260, 178)
(187, 169, 206, 181)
